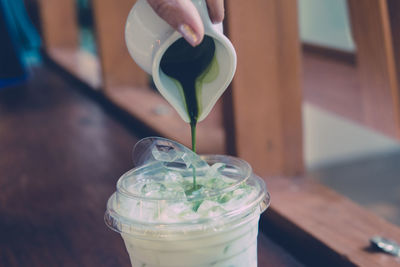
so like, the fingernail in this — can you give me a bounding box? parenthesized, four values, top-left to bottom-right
(178, 24, 199, 46)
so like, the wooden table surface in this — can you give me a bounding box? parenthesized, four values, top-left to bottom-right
(0, 66, 303, 267)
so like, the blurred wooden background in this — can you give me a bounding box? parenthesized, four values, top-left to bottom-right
(33, 0, 400, 178)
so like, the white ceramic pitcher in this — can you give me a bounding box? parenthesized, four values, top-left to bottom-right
(125, 0, 237, 123)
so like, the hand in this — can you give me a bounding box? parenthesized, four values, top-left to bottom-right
(147, 0, 224, 47)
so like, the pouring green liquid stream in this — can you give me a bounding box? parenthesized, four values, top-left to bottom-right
(160, 36, 216, 190)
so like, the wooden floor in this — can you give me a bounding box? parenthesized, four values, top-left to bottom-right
(0, 66, 303, 267)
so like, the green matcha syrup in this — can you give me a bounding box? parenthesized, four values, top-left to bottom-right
(160, 36, 217, 190)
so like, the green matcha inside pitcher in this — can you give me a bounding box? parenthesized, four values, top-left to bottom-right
(154, 32, 235, 150)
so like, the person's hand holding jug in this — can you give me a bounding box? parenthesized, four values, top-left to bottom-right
(126, 0, 235, 124)
(147, 0, 224, 46)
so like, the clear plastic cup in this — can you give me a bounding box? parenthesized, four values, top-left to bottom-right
(105, 155, 270, 267)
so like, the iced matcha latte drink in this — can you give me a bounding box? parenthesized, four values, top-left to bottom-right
(105, 138, 270, 267)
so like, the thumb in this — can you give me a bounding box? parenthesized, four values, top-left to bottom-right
(147, 0, 204, 46)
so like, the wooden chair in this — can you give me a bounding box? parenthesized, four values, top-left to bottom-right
(37, 0, 303, 176)
(347, 0, 400, 137)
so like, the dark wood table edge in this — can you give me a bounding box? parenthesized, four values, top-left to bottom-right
(260, 176, 400, 267)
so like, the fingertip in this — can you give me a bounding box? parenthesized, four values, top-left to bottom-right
(178, 24, 203, 47)
(211, 12, 224, 24)
(206, 0, 225, 24)
(147, 0, 204, 46)
(178, 1, 204, 46)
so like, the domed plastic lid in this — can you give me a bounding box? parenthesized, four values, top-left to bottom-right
(104, 137, 270, 237)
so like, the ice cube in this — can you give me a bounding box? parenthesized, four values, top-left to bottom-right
(200, 163, 237, 190)
(202, 177, 236, 191)
(124, 199, 159, 222)
(141, 182, 166, 197)
(164, 184, 186, 200)
(197, 200, 226, 217)
(206, 163, 226, 178)
(132, 137, 209, 170)
(164, 171, 184, 183)
(152, 143, 183, 162)
(160, 202, 199, 222)
(180, 152, 209, 169)
(220, 185, 254, 210)
(217, 192, 234, 204)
